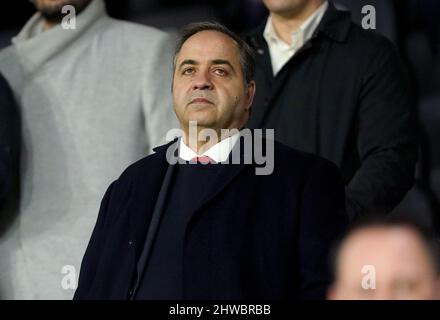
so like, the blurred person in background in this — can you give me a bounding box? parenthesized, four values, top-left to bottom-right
(0, 0, 177, 299)
(328, 216, 440, 300)
(244, 0, 419, 221)
(0, 73, 19, 209)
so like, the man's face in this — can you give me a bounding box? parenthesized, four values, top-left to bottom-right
(329, 227, 440, 300)
(172, 30, 255, 133)
(33, 0, 92, 22)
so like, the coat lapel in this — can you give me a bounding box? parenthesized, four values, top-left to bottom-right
(248, 33, 317, 128)
(127, 139, 179, 257)
(185, 134, 250, 227)
(131, 160, 177, 298)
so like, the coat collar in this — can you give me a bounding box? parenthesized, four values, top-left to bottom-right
(316, 1, 352, 43)
(246, 1, 352, 47)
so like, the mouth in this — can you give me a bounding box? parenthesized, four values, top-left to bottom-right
(189, 98, 213, 105)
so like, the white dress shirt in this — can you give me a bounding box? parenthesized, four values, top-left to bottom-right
(178, 132, 241, 163)
(263, 1, 329, 75)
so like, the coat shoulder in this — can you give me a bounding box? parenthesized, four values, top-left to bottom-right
(116, 140, 175, 183)
(345, 22, 398, 58)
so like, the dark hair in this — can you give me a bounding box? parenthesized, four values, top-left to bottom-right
(329, 215, 440, 280)
(173, 21, 256, 84)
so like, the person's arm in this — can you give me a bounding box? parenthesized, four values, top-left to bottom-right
(346, 37, 419, 220)
(298, 158, 348, 299)
(0, 74, 19, 206)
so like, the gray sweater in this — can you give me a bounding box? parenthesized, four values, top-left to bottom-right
(0, 0, 178, 299)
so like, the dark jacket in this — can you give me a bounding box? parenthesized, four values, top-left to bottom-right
(0, 73, 19, 206)
(74, 136, 348, 300)
(244, 2, 419, 220)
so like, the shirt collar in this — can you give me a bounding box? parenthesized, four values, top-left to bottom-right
(263, 1, 328, 47)
(178, 131, 241, 163)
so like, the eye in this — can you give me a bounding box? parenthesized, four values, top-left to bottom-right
(182, 67, 195, 75)
(213, 68, 227, 76)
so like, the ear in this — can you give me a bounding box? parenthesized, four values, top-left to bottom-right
(244, 80, 256, 111)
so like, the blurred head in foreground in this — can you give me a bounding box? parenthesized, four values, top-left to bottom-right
(328, 216, 440, 300)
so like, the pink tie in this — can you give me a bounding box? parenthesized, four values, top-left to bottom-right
(190, 156, 216, 164)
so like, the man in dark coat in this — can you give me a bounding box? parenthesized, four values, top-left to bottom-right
(244, 0, 419, 220)
(74, 22, 348, 300)
(0, 73, 19, 208)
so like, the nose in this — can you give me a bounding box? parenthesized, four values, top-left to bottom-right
(192, 69, 213, 90)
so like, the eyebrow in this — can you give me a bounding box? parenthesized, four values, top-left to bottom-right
(178, 59, 198, 70)
(178, 59, 236, 74)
